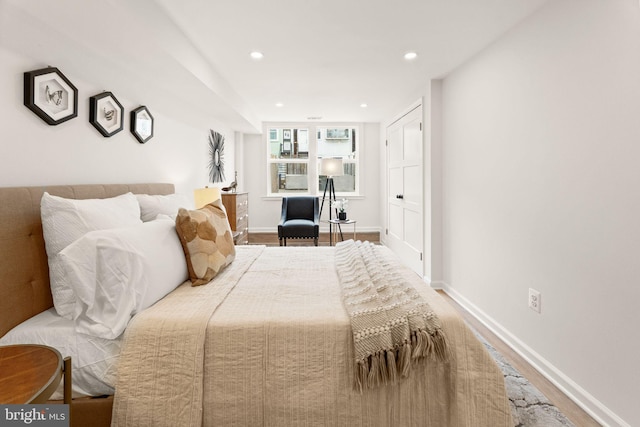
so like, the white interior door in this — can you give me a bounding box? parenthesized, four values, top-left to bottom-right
(386, 106, 423, 276)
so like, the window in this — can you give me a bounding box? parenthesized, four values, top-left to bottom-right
(317, 127, 357, 194)
(267, 127, 310, 194)
(267, 124, 359, 196)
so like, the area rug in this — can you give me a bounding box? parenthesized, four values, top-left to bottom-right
(473, 330, 576, 427)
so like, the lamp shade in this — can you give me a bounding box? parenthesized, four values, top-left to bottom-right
(194, 187, 221, 209)
(320, 158, 344, 177)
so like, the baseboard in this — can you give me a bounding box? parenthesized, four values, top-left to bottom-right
(427, 279, 445, 290)
(441, 283, 629, 427)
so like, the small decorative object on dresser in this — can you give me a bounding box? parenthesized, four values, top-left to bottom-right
(24, 66, 78, 125)
(221, 192, 249, 245)
(130, 106, 154, 144)
(222, 171, 238, 193)
(89, 91, 124, 137)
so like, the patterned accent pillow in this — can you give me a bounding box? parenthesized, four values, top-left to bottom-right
(174, 198, 236, 286)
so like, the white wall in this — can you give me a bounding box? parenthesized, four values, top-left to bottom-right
(243, 123, 381, 233)
(428, 81, 444, 286)
(0, 4, 238, 195)
(438, 0, 640, 425)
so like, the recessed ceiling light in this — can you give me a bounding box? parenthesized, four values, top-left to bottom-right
(404, 52, 418, 60)
(360, 103, 368, 108)
(275, 102, 284, 107)
(250, 51, 264, 60)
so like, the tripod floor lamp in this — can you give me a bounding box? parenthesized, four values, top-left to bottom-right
(319, 157, 344, 243)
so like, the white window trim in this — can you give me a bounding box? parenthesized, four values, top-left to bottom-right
(265, 122, 362, 198)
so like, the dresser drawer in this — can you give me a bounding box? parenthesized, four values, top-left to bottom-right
(235, 227, 249, 245)
(234, 192, 248, 205)
(236, 204, 248, 219)
(236, 215, 248, 233)
(221, 192, 250, 245)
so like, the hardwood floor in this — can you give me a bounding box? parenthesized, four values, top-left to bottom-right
(437, 290, 602, 427)
(248, 231, 380, 246)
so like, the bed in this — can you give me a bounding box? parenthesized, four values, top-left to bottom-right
(0, 183, 513, 427)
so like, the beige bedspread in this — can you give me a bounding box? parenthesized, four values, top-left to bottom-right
(112, 245, 512, 427)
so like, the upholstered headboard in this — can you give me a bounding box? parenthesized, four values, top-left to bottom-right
(0, 183, 175, 337)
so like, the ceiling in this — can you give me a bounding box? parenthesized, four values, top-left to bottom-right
(154, 0, 551, 125)
(3, 0, 551, 133)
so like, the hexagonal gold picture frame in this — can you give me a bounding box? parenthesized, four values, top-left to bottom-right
(24, 67, 78, 126)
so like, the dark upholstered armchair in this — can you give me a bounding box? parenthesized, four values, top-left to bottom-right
(278, 196, 320, 246)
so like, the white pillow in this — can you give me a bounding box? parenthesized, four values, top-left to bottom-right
(136, 193, 193, 222)
(41, 192, 142, 320)
(58, 219, 188, 339)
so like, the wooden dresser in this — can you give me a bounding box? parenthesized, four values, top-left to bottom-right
(221, 192, 249, 245)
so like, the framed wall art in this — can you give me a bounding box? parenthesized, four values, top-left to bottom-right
(24, 67, 78, 125)
(89, 92, 124, 137)
(130, 106, 154, 144)
(208, 130, 226, 183)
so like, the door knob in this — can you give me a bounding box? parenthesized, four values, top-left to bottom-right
(396, 194, 404, 199)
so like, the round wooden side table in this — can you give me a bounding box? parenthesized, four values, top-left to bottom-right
(0, 344, 71, 404)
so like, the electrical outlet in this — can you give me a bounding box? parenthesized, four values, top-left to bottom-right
(528, 288, 541, 313)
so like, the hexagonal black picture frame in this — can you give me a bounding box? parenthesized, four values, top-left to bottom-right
(24, 67, 78, 126)
(130, 106, 154, 144)
(89, 92, 124, 137)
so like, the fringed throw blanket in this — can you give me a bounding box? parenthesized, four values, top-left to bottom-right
(335, 240, 449, 391)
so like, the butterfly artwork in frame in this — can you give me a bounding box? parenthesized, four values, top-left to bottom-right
(24, 66, 78, 125)
(89, 92, 124, 137)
